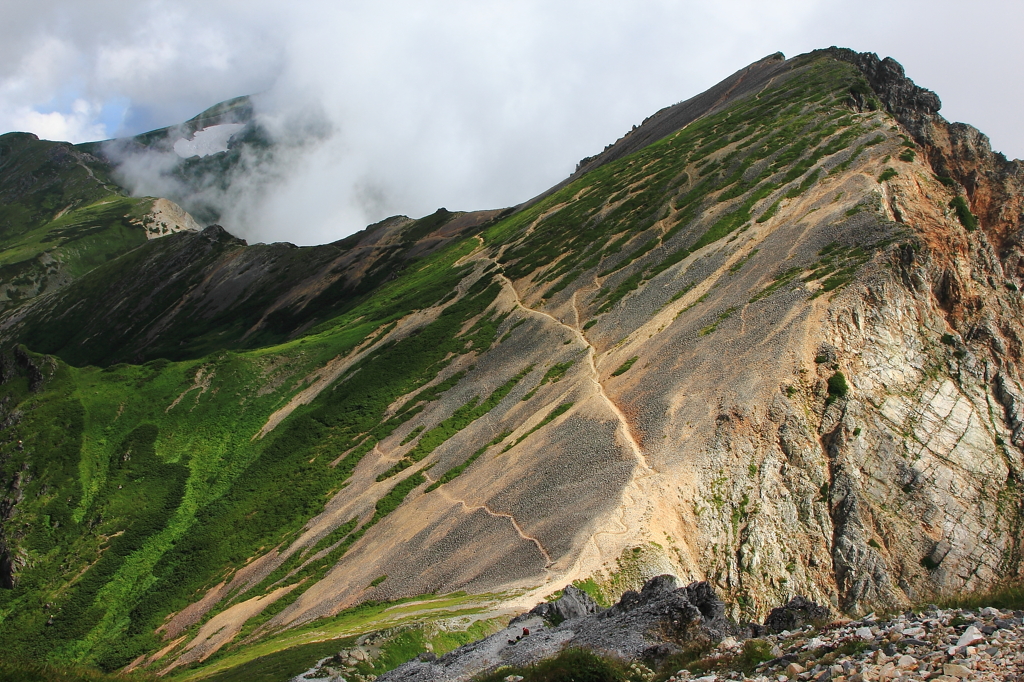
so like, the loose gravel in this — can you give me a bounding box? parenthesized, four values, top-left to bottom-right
(670, 606, 1024, 682)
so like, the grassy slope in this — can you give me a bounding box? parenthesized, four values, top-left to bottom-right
(0, 52, 901, 678)
(0, 234, 504, 670)
(482, 54, 880, 309)
(0, 133, 153, 308)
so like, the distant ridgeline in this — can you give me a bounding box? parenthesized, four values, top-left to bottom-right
(79, 95, 268, 227)
(0, 46, 1022, 682)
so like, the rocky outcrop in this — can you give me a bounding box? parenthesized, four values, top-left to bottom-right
(380, 576, 729, 682)
(134, 197, 202, 239)
(514, 584, 602, 625)
(822, 47, 941, 134)
(763, 596, 831, 633)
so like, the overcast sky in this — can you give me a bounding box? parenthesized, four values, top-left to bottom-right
(1, 0, 1021, 244)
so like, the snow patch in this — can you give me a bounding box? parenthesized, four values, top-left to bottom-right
(173, 123, 245, 158)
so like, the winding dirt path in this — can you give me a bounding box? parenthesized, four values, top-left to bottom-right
(495, 271, 652, 473)
(426, 478, 553, 567)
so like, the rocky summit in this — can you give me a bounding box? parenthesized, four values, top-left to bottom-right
(0, 46, 1022, 681)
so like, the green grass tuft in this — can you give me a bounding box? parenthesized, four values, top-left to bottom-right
(949, 195, 978, 231)
(877, 167, 898, 182)
(611, 357, 639, 377)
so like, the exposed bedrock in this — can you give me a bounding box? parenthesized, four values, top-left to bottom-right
(381, 575, 730, 682)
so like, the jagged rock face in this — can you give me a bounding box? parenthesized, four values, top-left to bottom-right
(520, 584, 602, 624)
(0, 48, 1022, 676)
(822, 48, 941, 126)
(382, 576, 730, 682)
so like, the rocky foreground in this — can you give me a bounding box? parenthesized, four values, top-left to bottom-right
(682, 602, 1024, 682)
(357, 576, 1023, 682)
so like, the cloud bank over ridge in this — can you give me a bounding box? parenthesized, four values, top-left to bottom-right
(2, 0, 1022, 245)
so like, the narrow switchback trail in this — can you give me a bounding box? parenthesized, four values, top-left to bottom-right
(494, 269, 652, 474)
(425, 475, 554, 569)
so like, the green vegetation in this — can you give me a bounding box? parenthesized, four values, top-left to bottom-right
(877, 167, 898, 182)
(829, 134, 886, 175)
(898, 149, 916, 162)
(401, 425, 424, 445)
(611, 357, 639, 376)
(669, 282, 696, 303)
(503, 403, 575, 452)
(826, 371, 850, 404)
(522, 360, 575, 401)
(475, 648, 634, 682)
(675, 291, 710, 319)
(949, 195, 978, 231)
(485, 56, 891, 325)
(729, 249, 759, 273)
(0, 658, 156, 682)
(371, 470, 429, 524)
(378, 364, 533, 480)
(655, 638, 772, 680)
(756, 199, 781, 223)
(194, 638, 356, 682)
(194, 610, 498, 682)
(750, 267, 801, 303)
(499, 318, 527, 343)
(427, 430, 512, 491)
(803, 240, 885, 298)
(0, 133, 160, 313)
(0, 234, 508, 670)
(934, 582, 1024, 611)
(700, 307, 737, 336)
(571, 578, 611, 608)
(784, 168, 822, 199)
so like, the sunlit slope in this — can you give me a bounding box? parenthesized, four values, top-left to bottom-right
(0, 47, 1021, 680)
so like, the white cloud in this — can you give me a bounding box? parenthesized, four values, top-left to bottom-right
(1, 0, 1022, 243)
(8, 100, 108, 143)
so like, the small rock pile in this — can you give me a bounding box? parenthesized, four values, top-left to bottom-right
(292, 645, 380, 682)
(668, 605, 1023, 682)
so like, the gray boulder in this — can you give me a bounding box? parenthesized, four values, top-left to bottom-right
(513, 584, 602, 625)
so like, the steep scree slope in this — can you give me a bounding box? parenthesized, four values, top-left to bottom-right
(0, 48, 1021, 678)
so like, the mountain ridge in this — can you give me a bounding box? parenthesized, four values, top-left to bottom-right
(0, 47, 1021, 680)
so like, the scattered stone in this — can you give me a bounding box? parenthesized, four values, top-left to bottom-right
(376, 578, 1024, 682)
(957, 625, 985, 648)
(943, 663, 974, 678)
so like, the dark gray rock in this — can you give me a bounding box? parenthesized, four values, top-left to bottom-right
(512, 584, 601, 626)
(819, 47, 941, 135)
(764, 596, 831, 633)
